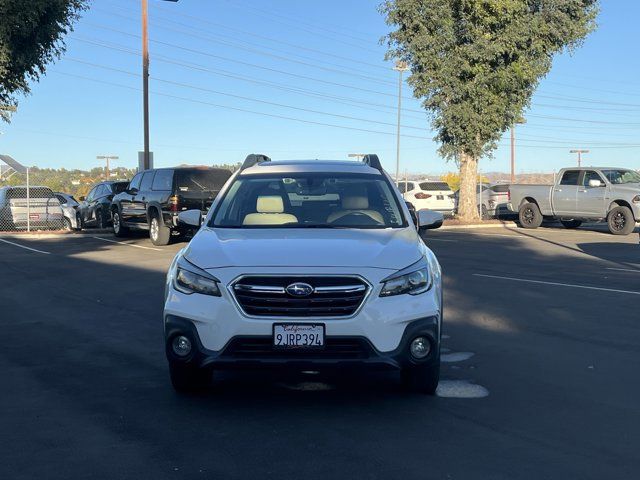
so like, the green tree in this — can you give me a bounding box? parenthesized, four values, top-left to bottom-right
(381, 0, 598, 221)
(0, 0, 88, 121)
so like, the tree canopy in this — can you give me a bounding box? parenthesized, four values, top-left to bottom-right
(0, 0, 88, 121)
(381, 0, 598, 220)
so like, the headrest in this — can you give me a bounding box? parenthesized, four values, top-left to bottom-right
(342, 196, 369, 210)
(256, 195, 284, 213)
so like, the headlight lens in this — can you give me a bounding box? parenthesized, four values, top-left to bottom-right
(632, 195, 640, 203)
(174, 267, 221, 296)
(380, 266, 432, 297)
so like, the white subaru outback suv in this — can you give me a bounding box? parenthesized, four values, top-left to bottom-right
(164, 154, 444, 394)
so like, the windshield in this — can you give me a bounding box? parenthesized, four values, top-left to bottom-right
(211, 173, 406, 229)
(175, 169, 231, 193)
(601, 169, 640, 185)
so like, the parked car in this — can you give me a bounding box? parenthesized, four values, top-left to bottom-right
(163, 154, 444, 394)
(111, 166, 232, 245)
(509, 167, 640, 235)
(398, 180, 455, 216)
(0, 186, 64, 231)
(76, 181, 128, 229)
(54, 192, 80, 230)
(471, 183, 513, 219)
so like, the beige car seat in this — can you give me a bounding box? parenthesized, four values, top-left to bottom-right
(243, 195, 298, 226)
(327, 196, 384, 224)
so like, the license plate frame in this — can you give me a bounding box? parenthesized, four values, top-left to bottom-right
(273, 323, 325, 350)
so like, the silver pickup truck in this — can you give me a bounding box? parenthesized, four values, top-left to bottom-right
(509, 167, 640, 235)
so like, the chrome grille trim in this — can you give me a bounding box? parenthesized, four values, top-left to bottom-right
(228, 275, 372, 319)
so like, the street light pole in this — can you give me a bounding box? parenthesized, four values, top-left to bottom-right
(394, 61, 409, 185)
(97, 155, 119, 179)
(570, 149, 589, 167)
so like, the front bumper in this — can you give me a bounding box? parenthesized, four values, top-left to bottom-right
(165, 314, 440, 371)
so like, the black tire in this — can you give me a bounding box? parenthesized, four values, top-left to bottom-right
(479, 204, 488, 220)
(76, 212, 83, 231)
(62, 217, 72, 231)
(96, 208, 106, 229)
(149, 212, 172, 246)
(518, 202, 543, 229)
(112, 209, 130, 237)
(169, 362, 210, 393)
(401, 360, 440, 395)
(560, 219, 582, 229)
(607, 206, 635, 235)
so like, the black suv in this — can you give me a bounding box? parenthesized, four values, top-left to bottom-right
(77, 181, 129, 229)
(111, 167, 232, 245)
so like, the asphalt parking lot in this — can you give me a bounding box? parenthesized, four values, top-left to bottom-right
(1, 224, 639, 479)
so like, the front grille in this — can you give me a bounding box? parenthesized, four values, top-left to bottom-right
(221, 337, 372, 359)
(231, 276, 369, 317)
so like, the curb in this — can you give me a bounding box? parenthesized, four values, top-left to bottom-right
(0, 231, 114, 239)
(439, 222, 516, 231)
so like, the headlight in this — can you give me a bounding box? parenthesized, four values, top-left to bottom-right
(173, 257, 221, 296)
(380, 260, 432, 297)
(633, 195, 640, 203)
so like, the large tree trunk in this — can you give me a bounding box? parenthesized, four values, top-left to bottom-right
(457, 152, 480, 222)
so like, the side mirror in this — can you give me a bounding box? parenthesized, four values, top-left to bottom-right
(78, 196, 85, 202)
(417, 209, 444, 231)
(588, 179, 603, 188)
(405, 201, 418, 227)
(178, 209, 202, 228)
(127, 187, 138, 195)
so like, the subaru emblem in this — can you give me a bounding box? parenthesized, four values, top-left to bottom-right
(286, 282, 314, 297)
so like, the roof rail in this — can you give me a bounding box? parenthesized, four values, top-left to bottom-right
(362, 154, 383, 172)
(241, 153, 271, 171)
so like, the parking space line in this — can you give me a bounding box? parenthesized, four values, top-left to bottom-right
(425, 238, 458, 243)
(607, 267, 640, 274)
(90, 236, 163, 251)
(0, 238, 51, 255)
(473, 273, 640, 296)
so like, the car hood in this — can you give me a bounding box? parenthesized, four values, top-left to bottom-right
(612, 183, 640, 193)
(183, 227, 424, 271)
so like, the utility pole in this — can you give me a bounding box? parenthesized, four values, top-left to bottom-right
(394, 60, 409, 186)
(141, 0, 178, 170)
(510, 118, 525, 184)
(97, 155, 119, 179)
(142, 0, 150, 170)
(570, 149, 589, 167)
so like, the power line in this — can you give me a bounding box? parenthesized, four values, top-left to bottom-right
(63, 58, 429, 132)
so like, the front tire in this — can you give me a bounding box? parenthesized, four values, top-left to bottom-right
(62, 217, 72, 231)
(149, 213, 171, 246)
(401, 360, 440, 395)
(607, 206, 635, 235)
(96, 208, 105, 229)
(518, 202, 543, 229)
(560, 219, 582, 229)
(169, 362, 210, 393)
(112, 210, 130, 237)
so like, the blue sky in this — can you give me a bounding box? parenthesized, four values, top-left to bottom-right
(1, 0, 639, 175)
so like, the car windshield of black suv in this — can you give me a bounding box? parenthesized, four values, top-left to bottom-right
(211, 173, 405, 228)
(601, 169, 640, 184)
(176, 169, 230, 193)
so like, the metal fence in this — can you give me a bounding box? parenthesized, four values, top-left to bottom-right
(0, 163, 137, 233)
(0, 169, 68, 232)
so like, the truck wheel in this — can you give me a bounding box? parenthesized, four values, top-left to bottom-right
(560, 219, 582, 229)
(518, 202, 543, 229)
(169, 362, 210, 393)
(112, 209, 130, 237)
(150, 212, 172, 246)
(401, 360, 440, 395)
(607, 206, 635, 235)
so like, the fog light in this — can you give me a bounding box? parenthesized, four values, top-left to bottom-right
(410, 336, 431, 359)
(172, 335, 192, 357)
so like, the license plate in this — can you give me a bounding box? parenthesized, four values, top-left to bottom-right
(273, 323, 325, 349)
(29, 214, 40, 220)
